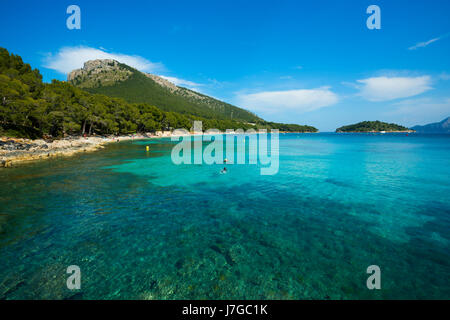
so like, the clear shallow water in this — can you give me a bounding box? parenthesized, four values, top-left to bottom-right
(0, 133, 449, 299)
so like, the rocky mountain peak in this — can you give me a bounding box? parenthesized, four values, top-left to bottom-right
(67, 59, 132, 88)
(67, 59, 204, 100)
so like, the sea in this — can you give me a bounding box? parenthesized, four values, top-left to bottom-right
(0, 133, 449, 299)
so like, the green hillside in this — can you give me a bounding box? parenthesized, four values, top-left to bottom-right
(69, 61, 261, 122)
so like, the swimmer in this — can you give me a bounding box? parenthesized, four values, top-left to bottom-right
(220, 167, 227, 174)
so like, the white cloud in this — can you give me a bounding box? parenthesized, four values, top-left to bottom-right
(408, 33, 449, 50)
(236, 87, 338, 114)
(439, 72, 450, 80)
(386, 97, 450, 126)
(159, 75, 202, 89)
(408, 37, 441, 50)
(44, 46, 165, 74)
(44, 46, 206, 91)
(356, 76, 432, 101)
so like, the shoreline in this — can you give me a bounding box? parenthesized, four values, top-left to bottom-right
(0, 131, 232, 167)
(0, 134, 160, 167)
(335, 130, 415, 133)
(1, 130, 329, 167)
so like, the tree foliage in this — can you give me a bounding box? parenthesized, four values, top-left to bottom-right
(336, 121, 410, 132)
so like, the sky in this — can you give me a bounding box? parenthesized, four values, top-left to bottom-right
(1, 0, 450, 131)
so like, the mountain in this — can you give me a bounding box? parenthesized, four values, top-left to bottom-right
(411, 117, 450, 133)
(68, 59, 260, 122)
(0, 47, 317, 139)
(336, 120, 413, 133)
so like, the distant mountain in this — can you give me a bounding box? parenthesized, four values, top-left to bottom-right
(336, 120, 413, 133)
(68, 59, 261, 122)
(411, 117, 450, 133)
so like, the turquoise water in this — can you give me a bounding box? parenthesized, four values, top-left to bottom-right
(0, 133, 449, 299)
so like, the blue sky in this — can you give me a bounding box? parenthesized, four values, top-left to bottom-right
(1, 0, 449, 131)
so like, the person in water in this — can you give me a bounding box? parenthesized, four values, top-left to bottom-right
(221, 158, 228, 173)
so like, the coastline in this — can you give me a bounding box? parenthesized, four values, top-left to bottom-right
(0, 131, 230, 167)
(0, 130, 317, 167)
(0, 134, 158, 167)
(335, 130, 415, 133)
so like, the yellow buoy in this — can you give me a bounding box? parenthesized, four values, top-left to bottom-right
(146, 146, 150, 151)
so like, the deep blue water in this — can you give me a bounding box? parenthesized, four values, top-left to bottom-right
(0, 133, 449, 299)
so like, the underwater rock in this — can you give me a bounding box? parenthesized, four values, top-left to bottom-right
(0, 273, 25, 299)
(228, 244, 247, 264)
(1, 159, 12, 167)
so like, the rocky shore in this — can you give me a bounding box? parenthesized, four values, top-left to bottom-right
(0, 134, 153, 167)
(0, 130, 248, 167)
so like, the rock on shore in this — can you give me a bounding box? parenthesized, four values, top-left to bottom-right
(0, 134, 149, 167)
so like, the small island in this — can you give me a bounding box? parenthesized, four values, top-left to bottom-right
(336, 121, 415, 133)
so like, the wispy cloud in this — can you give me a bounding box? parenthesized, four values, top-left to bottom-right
(44, 46, 165, 74)
(408, 33, 449, 50)
(159, 75, 202, 88)
(236, 87, 338, 115)
(386, 97, 450, 126)
(159, 75, 204, 92)
(356, 76, 432, 101)
(439, 72, 450, 80)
